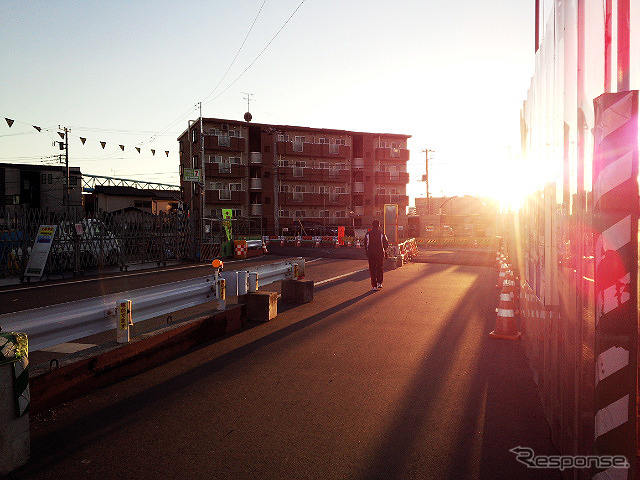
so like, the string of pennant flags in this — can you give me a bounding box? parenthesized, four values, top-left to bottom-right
(4, 116, 173, 158)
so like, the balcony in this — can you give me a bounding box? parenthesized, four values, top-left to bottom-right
(374, 171, 410, 184)
(353, 182, 365, 193)
(353, 206, 364, 216)
(205, 164, 246, 178)
(205, 190, 244, 204)
(278, 166, 350, 183)
(375, 147, 410, 162)
(250, 204, 263, 216)
(204, 134, 246, 152)
(352, 158, 364, 169)
(375, 194, 409, 206)
(250, 178, 262, 190)
(250, 152, 262, 164)
(276, 141, 351, 158)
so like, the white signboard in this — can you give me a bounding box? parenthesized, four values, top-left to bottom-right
(24, 225, 57, 278)
(183, 168, 201, 182)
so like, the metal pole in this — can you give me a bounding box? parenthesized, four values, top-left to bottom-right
(199, 104, 205, 260)
(272, 132, 280, 235)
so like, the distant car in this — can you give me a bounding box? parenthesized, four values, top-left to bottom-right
(51, 219, 121, 270)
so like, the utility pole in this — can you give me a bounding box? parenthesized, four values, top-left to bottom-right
(199, 102, 205, 251)
(59, 126, 69, 211)
(421, 149, 435, 215)
(272, 131, 280, 235)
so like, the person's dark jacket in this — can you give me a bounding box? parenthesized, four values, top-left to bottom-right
(365, 227, 389, 258)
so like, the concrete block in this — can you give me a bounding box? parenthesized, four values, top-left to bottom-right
(244, 291, 278, 322)
(0, 363, 29, 476)
(384, 256, 398, 271)
(281, 279, 314, 304)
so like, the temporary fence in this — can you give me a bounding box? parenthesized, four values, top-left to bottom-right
(515, 2, 640, 478)
(0, 206, 194, 279)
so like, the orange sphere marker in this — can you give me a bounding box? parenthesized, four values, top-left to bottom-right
(211, 259, 223, 269)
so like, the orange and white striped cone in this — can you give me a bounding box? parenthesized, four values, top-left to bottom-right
(495, 252, 501, 270)
(496, 262, 507, 287)
(489, 284, 521, 341)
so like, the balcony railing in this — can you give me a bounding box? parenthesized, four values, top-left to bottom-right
(353, 158, 364, 169)
(250, 152, 262, 164)
(353, 182, 364, 193)
(250, 178, 262, 190)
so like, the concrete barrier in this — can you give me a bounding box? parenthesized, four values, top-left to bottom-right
(29, 306, 243, 415)
(282, 279, 314, 304)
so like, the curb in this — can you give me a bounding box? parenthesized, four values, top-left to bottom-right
(29, 305, 244, 414)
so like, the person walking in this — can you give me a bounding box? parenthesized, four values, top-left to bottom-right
(364, 219, 389, 291)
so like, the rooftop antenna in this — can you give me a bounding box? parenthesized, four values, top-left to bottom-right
(242, 92, 254, 122)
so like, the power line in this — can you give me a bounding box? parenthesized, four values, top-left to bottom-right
(201, 0, 268, 104)
(204, 0, 306, 107)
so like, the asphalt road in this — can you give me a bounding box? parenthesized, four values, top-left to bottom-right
(9, 260, 560, 480)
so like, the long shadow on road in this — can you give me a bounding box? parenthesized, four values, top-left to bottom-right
(359, 265, 559, 480)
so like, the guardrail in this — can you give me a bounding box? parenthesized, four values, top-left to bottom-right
(0, 258, 306, 352)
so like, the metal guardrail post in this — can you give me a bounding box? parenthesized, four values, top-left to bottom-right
(116, 299, 132, 344)
(249, 272, 258, 292)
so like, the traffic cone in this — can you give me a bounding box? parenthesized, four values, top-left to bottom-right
(496, 262, 507, 287)
(489, 284, 521, 340)
(495, 252, 501, 270)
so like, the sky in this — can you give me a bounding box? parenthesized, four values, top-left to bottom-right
(0, 0, 536, 206)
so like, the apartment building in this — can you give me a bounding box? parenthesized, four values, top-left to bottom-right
(177, 118, 410, 235)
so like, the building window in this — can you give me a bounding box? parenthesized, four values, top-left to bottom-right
(69, 176, 77, 186)
(229, 183, 242, 191)
(48, 174, 53, 184)
(191, 129, 198, 143)
(318, 186, 329, 194)
(279, 210, 290, 217)
(232, 208, 242, 217)
(279, 184, 290, 193)
(335, 138, 346, 146)
(41, 174, 46, 184)
(335, 211, 345, 218)
(192, 155, 199, 168)
(229, 156, 242, 164)
(208, 155, 222, 163)
(277, 134, 289, 142)
(295, 210, 306, 218)
(219, 190, 231, 200)
(218, 161, 231, 174)
(278, 159, 288, 167)
(318, 138, 329, 144)
(335, 187, 346, 194)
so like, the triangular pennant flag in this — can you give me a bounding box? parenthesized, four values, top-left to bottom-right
(136, 147, 141, 154)
(5, 118, 14, 127)
(58, 132, 65, 140)
(80, 137, 87, 145)
(119, 145, 125, 151)
(165, 151, 169, 157)
(32, 125, 41, 132)
(100, 141, 106, 149)
(151, 149, 155, 156)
